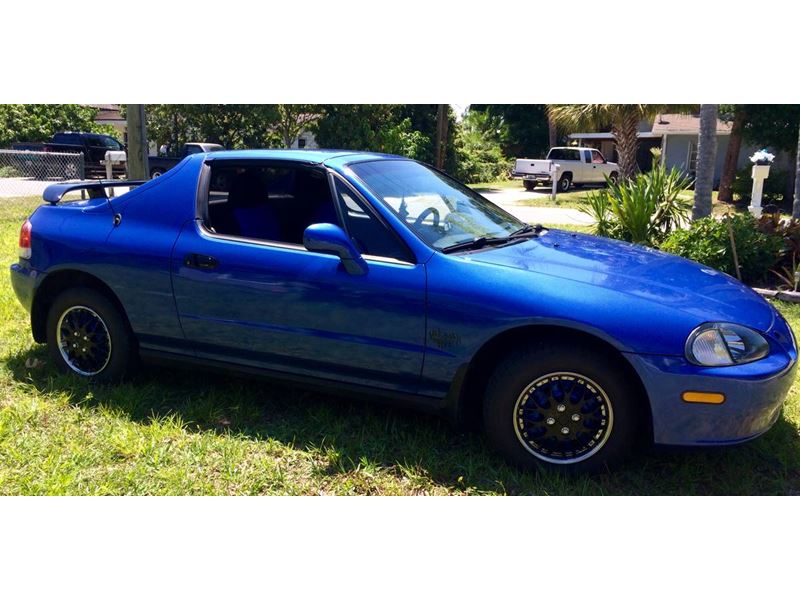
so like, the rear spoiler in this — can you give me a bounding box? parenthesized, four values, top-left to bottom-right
(43, 180, 148, 205)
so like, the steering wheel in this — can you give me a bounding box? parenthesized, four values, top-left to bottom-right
(414, 207, 440, 228)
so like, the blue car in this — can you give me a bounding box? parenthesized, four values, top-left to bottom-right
(9, 150, 798, 472)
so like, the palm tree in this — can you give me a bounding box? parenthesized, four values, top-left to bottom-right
(793, 120, 800, 218)
(693, 104, 718, 220)
(548, 104, 688, 179)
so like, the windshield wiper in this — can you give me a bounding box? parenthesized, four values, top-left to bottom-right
(509, 223, 547, 237)
(441, 236, 510, 254)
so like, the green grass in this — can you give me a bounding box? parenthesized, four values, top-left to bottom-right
(1, 196, 799, 494)
(468, 179, 521, 191)
(542, 223, 594, 234)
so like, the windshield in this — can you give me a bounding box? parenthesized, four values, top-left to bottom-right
(348, 160, 525, 250)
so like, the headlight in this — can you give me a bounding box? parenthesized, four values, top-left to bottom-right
(686, 323, 770, 366)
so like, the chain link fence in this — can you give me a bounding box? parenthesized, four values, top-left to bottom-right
(0, 149, 85, 200)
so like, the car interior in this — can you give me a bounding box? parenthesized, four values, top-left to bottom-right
(203, 164, 411, 262)
(206, 165, 338, 245)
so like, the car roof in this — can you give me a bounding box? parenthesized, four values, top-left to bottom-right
(202, 148, 403, 166)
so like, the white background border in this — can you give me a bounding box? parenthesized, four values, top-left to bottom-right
(3, 1, 799, 597)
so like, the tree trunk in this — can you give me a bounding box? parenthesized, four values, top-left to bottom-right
(611, 112, 640, 179)
(718, 106, 744, 203)
(548, 114, 557, 148)
(785, 144, 797, 204)
(793, 121, 800, 218)
(435, 104, 448, 170)
(693, 104, 718, 220)
(126, 104, 149, 180)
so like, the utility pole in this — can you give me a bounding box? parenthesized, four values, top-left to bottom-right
(126, 104, 149, 180)
(435, 104, 449, 170)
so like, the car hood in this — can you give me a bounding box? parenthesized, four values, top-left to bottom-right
(465, 230, 775, 332)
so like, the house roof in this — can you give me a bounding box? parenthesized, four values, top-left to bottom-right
(568, 132, 661, 140)
(651, 113, 732, 135)
(87, 104, 120, 111)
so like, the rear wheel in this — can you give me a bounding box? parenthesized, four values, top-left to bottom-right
(523, 180, 537, 191)
(46, 287, 136, 382)
(483, 342, 643, 473)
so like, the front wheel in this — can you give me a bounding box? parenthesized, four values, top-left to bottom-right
(558, 174, 572, 193)
(150, 168, 165, 179)
(608, 172, 619, 186)
(46, 287, 137, 382)
(483, 342, 643, 473)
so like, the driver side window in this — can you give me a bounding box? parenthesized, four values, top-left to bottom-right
(334, 178, 412, 263)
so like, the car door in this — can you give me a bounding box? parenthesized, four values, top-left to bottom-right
(589, 150, 607, 183)
(170, 162, 427, 394)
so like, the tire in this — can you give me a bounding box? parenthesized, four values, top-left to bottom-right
(483, 342, 643, 473)
(150, 168, 165, 179)
(46, 287, 137, 382)
(558, 174, 572, 193)
(523, 180, 537, 191)
(608, 172, 619, 186)
(64, 163, 79, 179)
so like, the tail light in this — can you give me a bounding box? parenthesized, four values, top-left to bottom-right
(19, 219, 32, 259)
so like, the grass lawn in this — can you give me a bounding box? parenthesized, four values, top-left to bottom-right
(1, 196, 799, 495)
(468, 179, 521, 192)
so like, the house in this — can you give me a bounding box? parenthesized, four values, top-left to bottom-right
(289, 129, 318, 150)
(88, 104, 127, 141)
(568, 113, 785, 186)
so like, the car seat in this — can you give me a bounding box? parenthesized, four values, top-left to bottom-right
(215, 172, 280, 240)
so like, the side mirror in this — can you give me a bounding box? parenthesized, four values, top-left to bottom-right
(303, 223, 368, 276)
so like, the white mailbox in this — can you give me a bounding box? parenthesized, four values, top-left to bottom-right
(748, 150, 775, 218)
(103, 150, 128, 197)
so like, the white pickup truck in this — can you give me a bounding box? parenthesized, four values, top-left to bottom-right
(512, 147, 619, 192)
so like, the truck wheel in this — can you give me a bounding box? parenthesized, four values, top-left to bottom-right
(64, 163, 79, 179)
(523, 180, 537, 191)
(46, 287, 137, 382)
(483, 342, 643, 473)
(150, 168, 165, 179)
(558, 174, 572, 193)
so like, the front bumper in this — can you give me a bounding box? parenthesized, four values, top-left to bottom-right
(626, 340, 796, 446)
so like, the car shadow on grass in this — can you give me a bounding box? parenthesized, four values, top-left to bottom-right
(7, 346, 800, 495)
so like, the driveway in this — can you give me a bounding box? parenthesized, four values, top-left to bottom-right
(478, 187, 595, 226)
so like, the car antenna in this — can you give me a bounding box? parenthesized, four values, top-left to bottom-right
(100, 182, 122, 227)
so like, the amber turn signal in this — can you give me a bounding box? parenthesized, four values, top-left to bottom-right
(682, 391, 726, 404)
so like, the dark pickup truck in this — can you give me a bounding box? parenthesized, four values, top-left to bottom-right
(148, 142, 224, 178)
(12, 131, 127, 179)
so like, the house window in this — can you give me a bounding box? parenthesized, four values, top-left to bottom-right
(687, 141, 698, 173)
(298, 138, 306, 149)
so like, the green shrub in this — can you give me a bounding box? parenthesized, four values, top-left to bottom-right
(660, 213, 784, 283)
(0, 165, 21, 178)
(453, 110, 510, 184)
(581, 164, 692, 246)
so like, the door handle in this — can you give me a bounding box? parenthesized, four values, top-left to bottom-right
(184, 253, 218, 270)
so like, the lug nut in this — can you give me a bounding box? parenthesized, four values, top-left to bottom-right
(556, 404, 566, 413)
(561, 427, 570, 435)
(546, 417, 556, 425)
(571, 414, 580, 422)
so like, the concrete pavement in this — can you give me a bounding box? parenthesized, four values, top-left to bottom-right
(479, 186, 596, 226)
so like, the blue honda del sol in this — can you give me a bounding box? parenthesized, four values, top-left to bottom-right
(9, 149, 797, 472)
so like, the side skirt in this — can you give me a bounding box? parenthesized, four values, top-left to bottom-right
(140, 349, 451, 417)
